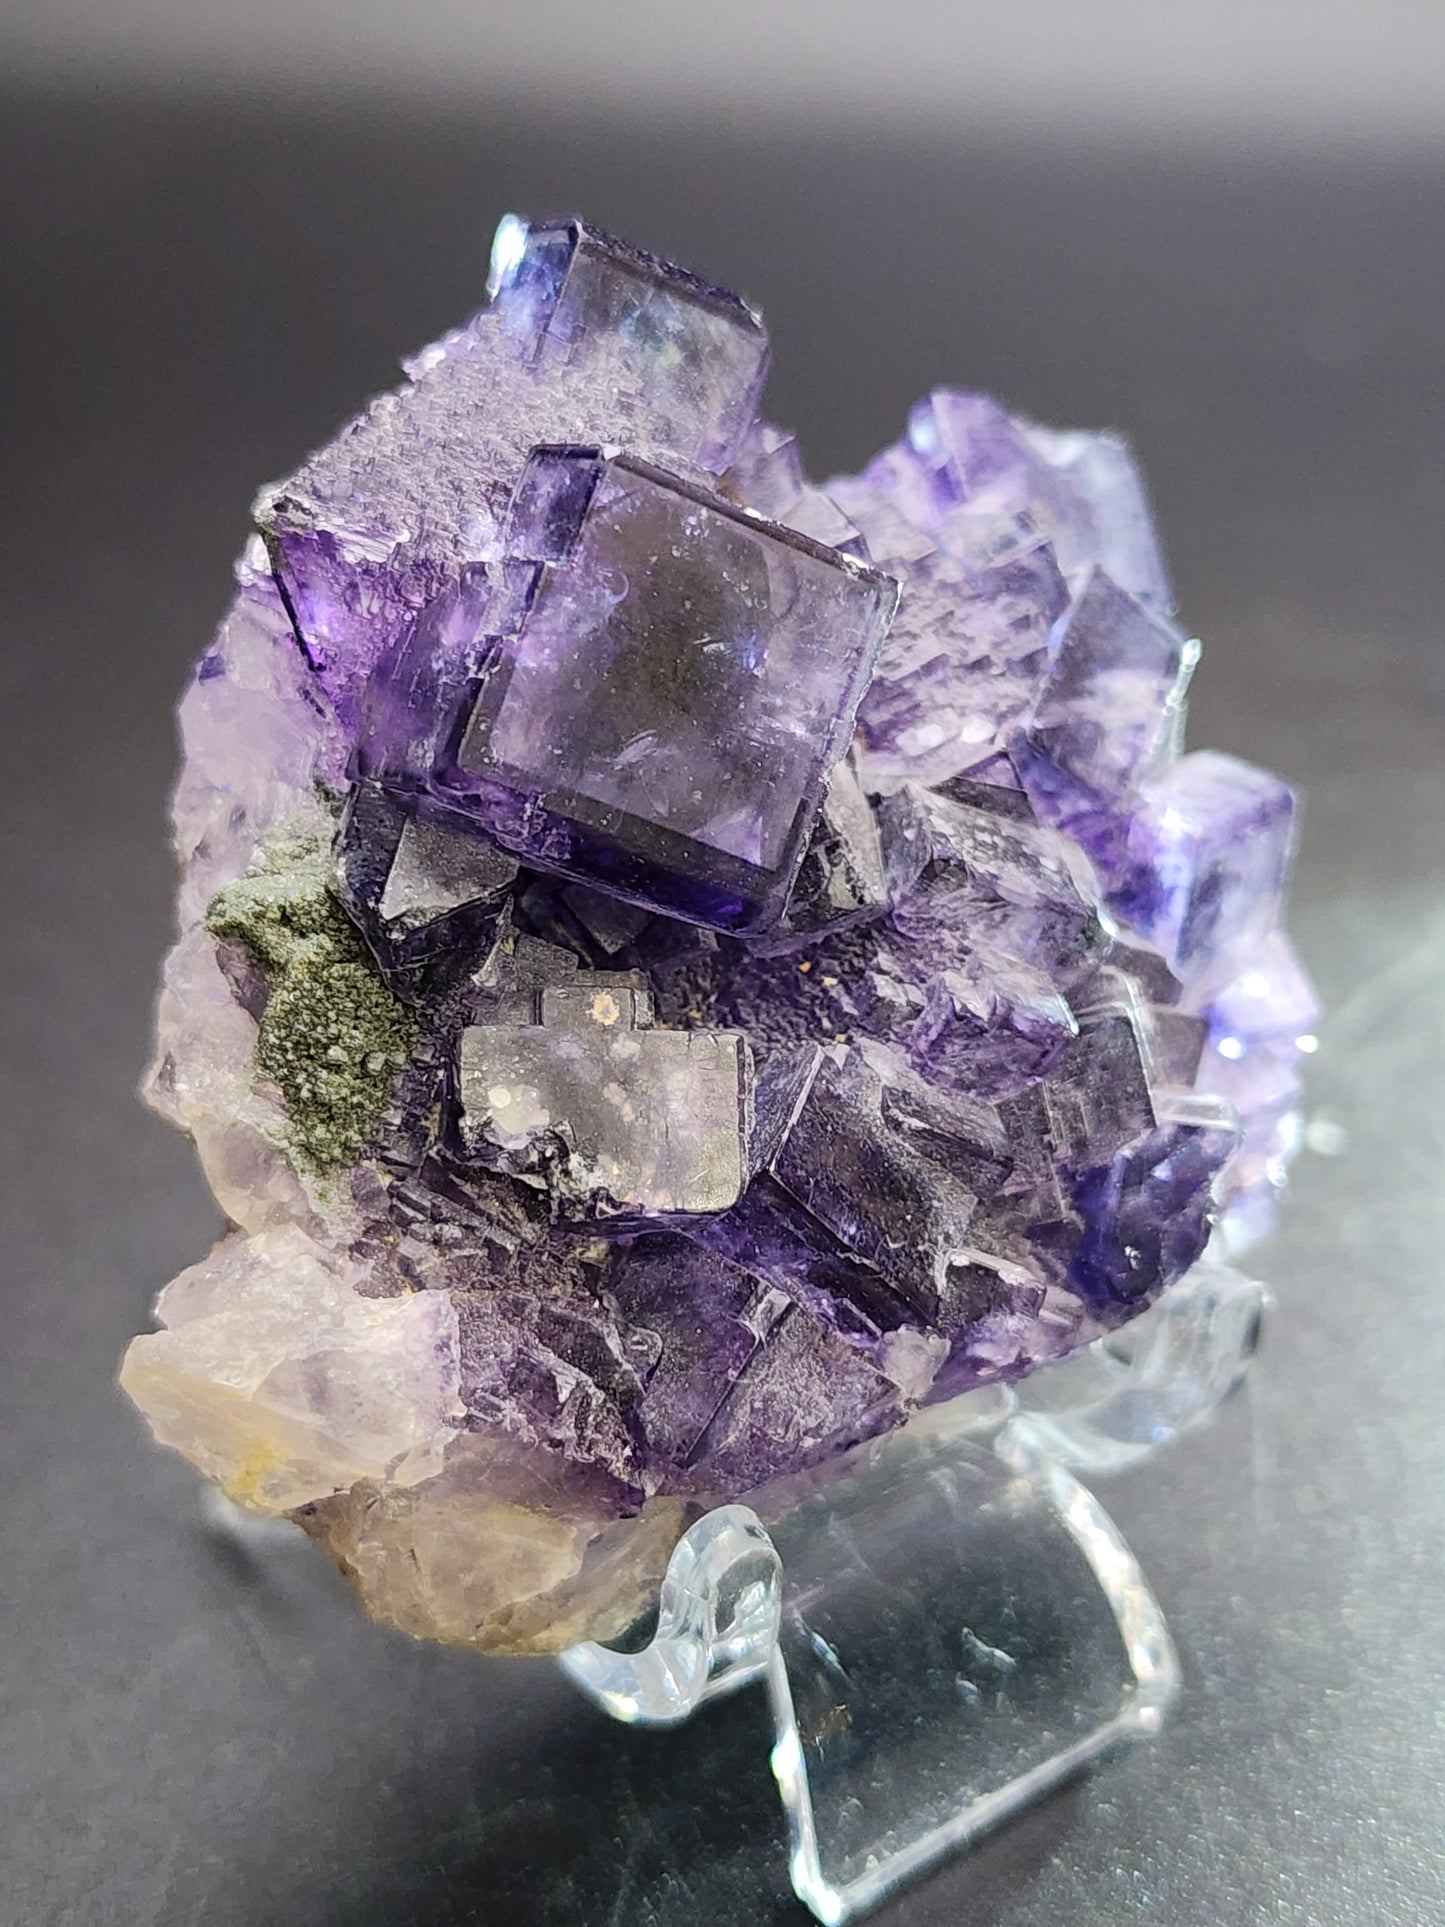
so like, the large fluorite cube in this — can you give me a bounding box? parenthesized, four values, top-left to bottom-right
(455, 977, 750, 1217)
(435, 448, 898, 932)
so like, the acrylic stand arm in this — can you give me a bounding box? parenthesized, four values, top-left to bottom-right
(559, 1504, 783, 1724)
(562, 1259, 1266, 1925)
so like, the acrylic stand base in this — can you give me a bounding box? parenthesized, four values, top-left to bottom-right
(562, 1259, 1267, 1923)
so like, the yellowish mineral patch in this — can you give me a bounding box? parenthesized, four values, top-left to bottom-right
(295, 1434, 694, 1656)
(120, 1225, 464, 1513)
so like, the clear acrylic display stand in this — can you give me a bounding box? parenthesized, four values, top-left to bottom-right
(560, 1260, 1267, 1923)
(203, 1259, 1265, 1924)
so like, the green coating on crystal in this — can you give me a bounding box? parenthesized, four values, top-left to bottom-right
(205, 826, 417, 1171)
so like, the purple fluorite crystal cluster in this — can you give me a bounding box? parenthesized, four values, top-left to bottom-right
(123, 217, 1315, 1653)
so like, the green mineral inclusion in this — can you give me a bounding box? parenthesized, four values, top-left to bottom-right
(205, 824, 417, 1172)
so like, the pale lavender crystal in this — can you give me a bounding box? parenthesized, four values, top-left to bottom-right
(826, 386, 1178, 803)
(1204, 928, 1320, 1047)
(1152, 1005, 1210, 1089)
(1014, 418, 1175, 611)
(1012, 568, 1198, 867)
(172, 554, 350, 925)
(830, 440, 1067, 797)
(123, 213, 1313, 1657)
(850, 538, 1068, 794)
(723, 420, 868, 557)
(1113, 749, 1297, 980)
(899, 391, 1171, 606)
(485, 215, 768, 472)
(1191, 929, 1319, 1247)
(880, 782, 1108, 997)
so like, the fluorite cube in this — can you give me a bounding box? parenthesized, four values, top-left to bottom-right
(904, 391, 1060, 544)
(908, 950, 1077, 1100)
(487, 214, 769, 472)
(1013, 568, 1198, 865)
(1189, 926, 1318, 1246)
(851, 539, 1067, 795)
(1068, 1093, 1238, 1309)
(455, 969, 750, 1217)
(639, 1258, 906, 1494)
(606, 1235, 792, 1476)
(1201, 928, 1320, 1050)
(900, 390, 1173, 608)
(435, 448, 898, 932)
(333, 781, 517, 999)
(1113, 749, 1297, 980)
(880, 781, 1106, 993)
(759, 752, 889, 953)
(352, 569, 502, 797)
(1015, 418, 1174, 610)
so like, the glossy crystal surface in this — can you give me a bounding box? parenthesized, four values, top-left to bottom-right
(123, 213, 1313, 1655)
(437, 448, 897, 929)
(565, 1419, 1180, 1924)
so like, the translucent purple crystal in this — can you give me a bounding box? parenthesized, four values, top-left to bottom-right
(1011, 568, 1198, 868)
(1112, 748, 1298, 980)
(256, 217, 769, 724)
(1191, 928, 1320, 1245)
(123, 214, 1315, 1655)
(432, 447, 896, 931)
(895, 389, 1173, 609)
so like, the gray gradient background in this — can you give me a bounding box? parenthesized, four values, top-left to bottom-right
(1, 8, 1443, 1924)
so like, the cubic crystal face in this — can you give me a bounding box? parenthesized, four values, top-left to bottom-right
(455, 981, 750, 1217)
(439, 449, 898, 931)
(1012, 567, 1198, 863)
(488, 216, 770, 472)
(333, 781, 518, 999)
(123, 213, 1314, 1657)
(257, 217, 770, 723)
(1113, 748, 1297, 980)
(902, 389, 1174, 609)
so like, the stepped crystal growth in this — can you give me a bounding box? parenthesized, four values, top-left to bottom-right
(124, 217, 1316, 1653)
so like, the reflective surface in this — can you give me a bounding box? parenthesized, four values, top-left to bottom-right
(568, 1427, 1179, 1923)
(1006, 1262, 1269, 1474)
(2, 83, 1443, 1927)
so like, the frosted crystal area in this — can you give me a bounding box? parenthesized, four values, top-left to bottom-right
(123, 213, 1314, 1654)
